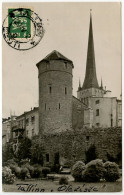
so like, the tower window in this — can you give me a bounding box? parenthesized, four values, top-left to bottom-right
(46, 154, 49, 162)
(49, 86, 52, 94)
(96, 109, 99, 116)
(65, 87, 67, 94)
(64, 62, 67, 69)
(96, 100, 100, 104)
(59, 103, 60, 109)
(45, 103, 46, 110)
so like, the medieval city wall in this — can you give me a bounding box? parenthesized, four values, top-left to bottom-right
(41, 126, 122, 167)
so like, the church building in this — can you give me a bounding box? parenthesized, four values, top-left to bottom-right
(77, 13, 122, 128)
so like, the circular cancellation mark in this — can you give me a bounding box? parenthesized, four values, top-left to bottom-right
(2, 8, 45, 51)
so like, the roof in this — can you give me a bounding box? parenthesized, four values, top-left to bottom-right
(36, 50, 74, 68)
(16, 107, 39, 119)
(72, 96, 88, 107)
(82, 13, 99, 90)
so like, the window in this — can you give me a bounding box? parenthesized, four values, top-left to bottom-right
(32, 129, 34, 137)
(45, 103, 46, 110)
(59, 103, 60, 109)
(96, 100, 100, 104)
(49, 86, 52, 94)
(31, 116, 35, 124)
(86, 136, 89, 141)
(27, 130, 28, 135)
(65, 87, 67, 95)
(46, 154, 49, 162)
(96, 109, 99, 116)
(64, 62, 67, 69)
(96, 123, 100, 127)
(26, 118, 29, 125)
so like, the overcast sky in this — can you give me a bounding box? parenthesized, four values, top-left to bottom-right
(2, 2, 121, 118)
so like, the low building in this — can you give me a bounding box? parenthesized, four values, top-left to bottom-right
(2, 116, 17, 145)
(12, 107, 39, 141)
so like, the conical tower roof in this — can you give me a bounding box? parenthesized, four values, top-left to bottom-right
(82, 12, 99, 89)
(36, 50, 74, 68)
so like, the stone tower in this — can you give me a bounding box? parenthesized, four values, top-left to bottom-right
(77, 12, 105, 104)
(36, 50, 74, 134)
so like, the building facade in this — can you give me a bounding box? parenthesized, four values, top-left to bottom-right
(12, 107, 39, 140)
(77, 13, 122, 128)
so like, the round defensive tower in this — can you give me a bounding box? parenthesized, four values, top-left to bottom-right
(36, 50, 74, 134)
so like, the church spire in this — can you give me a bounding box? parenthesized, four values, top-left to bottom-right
(78, 78, 81, 91)
(82, 10, 99, 89)
(100, 78, 103, 89)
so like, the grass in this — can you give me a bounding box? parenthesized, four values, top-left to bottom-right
(2, 179, 122, 192)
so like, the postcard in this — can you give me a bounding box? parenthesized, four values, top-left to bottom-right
(2, 1, 122, 193)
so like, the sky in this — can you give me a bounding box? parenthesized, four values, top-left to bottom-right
(2, 2, 122, 118)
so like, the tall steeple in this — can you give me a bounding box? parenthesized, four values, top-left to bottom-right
(100, 78, 103, 89)
(78, 78, 81, 91)
(82, 10, 99, 89)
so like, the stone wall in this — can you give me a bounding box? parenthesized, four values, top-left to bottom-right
(40, 127, 122, 167)
(38, 60, 73, 134)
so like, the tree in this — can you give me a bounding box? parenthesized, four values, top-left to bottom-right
(2, 141, 15, 166)
(30, 135, 44, 165)
(85, 144, 97, 163)
(16, 137, 32, 161)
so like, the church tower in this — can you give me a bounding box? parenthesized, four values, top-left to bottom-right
(36, 50, 74, 134)
(77, 11, 105, 104)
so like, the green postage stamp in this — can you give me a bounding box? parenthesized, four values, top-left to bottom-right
(8, 8, 31, 39)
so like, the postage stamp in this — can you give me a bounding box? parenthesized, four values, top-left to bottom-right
(2, 8, 44, 50)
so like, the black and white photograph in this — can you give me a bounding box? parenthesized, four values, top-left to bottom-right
(2, 1, 122, 192)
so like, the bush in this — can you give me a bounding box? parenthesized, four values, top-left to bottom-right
(82, 159, 105, 182)
(32, 165, 42, 178)
(71, 161, 85, 181)
(2, 166, 15, 184)
(5, 159, 18, 167)
(59, 176, 68, 185)
(23, 164, 34, 178)
(42, 167, 51, 178)
(20, 168, 30, 180)
(13, 166, 21, 178)
(85, 145, 97, 163)
(19, 159, 30, 166)
(104, 161, 120, 182)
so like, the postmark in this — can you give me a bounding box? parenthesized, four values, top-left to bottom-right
(2, 8, 44, 50)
